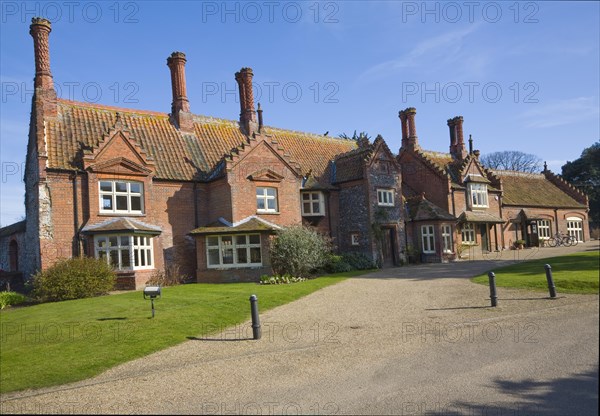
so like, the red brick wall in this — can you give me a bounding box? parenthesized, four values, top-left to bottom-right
(399, 152, 450, 212)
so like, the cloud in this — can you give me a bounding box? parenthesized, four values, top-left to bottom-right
(358, 23, 482, 82)
(519, 97, 599, 128)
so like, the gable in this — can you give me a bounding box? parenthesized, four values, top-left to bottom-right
(227, 138, 301, 182)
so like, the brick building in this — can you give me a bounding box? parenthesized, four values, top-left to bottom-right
(398, 108, 589, 261)
(0, 19, 589, 287)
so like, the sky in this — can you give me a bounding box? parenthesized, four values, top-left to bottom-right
(1, 0, 599, 225)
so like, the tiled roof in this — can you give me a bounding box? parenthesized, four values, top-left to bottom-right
(458, 211, 504, 224)
(405, 196, 456, 222)
(190, 216, 280, 235)
(0, 220, 26, 237)
(81, 217, 162, 234)
(332, 145, 372, 183)
(46, 100, 356, 182)
(494, 171, 586, 208)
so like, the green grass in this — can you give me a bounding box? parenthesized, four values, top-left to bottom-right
(472, 251, 599, 294)
(0, 271, 364, 393)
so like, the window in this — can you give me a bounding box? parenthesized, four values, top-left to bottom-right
(94, 234, 154, 270)
(567, 218, 583, 242)
(461, 223, 476, 244)
(99, 180, 143, 214)
(256, 187, 278, 213)
(302, 192, 325, 216)
(442, 225, 453, 253)
(377, 189, 394, 206)
(351, 233, 360, 246)
(538, 220, 551, 239)
(206, 234, 262, 268)
(421, 225, 435, 253)
(469, 183, 488, 208)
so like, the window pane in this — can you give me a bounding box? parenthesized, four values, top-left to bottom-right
(208, 249, 220, 265)
(134, 250, 139, 266)
(312, 202, 320, 213)
(303, 202, 311, 213)
(109, 250, 119, 268)
(140, 250, 146, 266)
(109, 236, 118, 247)
(302, 193, 310, 201)
(131, 196, 141, 212)
(98, 250, 107, 261)
(121, 249, 131, 268)
(115, 182, 127, 192)
(256, 188, 264, 196)
(267, 199, 276, 210)
(250, 247, 261, 263)
(266, 188, 276, 197)
(207, 236, 219, 247)
(100, 182, 113, 192)
(97, 237, 107, 248)
(116, 195, 128, 211)
(130, 183, 141, 194)
(222, 248, 234, 264)
(120, 236, 130, 246)
(249, 235, 260, 245)
(236, 235, 247, 245)
(102, 196, 113, 210)
(222, 236, 233, 245)
(146, 249, 152, 266)
(237, 248, 248, 263)
(257, 199, 265, 210)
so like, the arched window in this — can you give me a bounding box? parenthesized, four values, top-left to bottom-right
(9, 240, 19, 272)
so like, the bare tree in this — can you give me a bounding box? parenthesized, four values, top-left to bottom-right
(480, 151, 542, 173)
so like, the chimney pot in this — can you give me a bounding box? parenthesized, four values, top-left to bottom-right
(29, 17, 54, 90)
(166, 51, 192, 131)
(235, 67, 257, 135)
(403, 107, 418, 149)
(449, 116, 467, 160)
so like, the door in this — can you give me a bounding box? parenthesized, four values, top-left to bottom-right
(480, 224, 489, 252)
(381, 228, 395, 268)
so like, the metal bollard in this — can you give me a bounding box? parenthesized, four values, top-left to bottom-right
(544, 264, 557, 298)
(488, 272, 498, 307)
(249, 294, 261, 340)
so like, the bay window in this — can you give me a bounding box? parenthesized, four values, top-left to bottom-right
(421, 225, 435, 253)
(94, 234, 154, 270)
(99, 180, 143, 214)
(207, 234, 262, 268)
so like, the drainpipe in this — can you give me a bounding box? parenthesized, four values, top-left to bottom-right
(72, 170, 80, 257)
(554, 209, 559, 234)
(193, 182, 199, 228)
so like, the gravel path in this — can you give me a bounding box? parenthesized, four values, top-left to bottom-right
(1, 241, 598, 415)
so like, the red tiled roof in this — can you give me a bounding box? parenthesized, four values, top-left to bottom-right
(46, 100, 356, 182)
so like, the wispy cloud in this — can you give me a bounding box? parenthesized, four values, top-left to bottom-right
(358, 23, 483, 82)
(519, 97, 599, 128)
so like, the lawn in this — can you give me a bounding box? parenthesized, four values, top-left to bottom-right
(472, 251, 599, 294)
(0, 271, 365, 394)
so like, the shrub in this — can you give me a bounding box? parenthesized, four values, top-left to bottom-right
(259, 274, 306, 285)
(269, 225, 332, 278)
(324, 255, 354, 273)
(341, 252, 378, 270)
(32, 257, 116, 302)
(146, 264, 189, 287)
(0, 292, 27, 309)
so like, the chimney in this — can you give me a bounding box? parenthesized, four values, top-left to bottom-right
(405, 107, 418, 149)
(257, 102, 263, 133)
(449, 116, 467, 160)
(398, 110, 409, 149)
(235, 67, 258, 135)
(29, 17, 57, 116)
(468, 134, 473, 155)
(166, 52, 193, 132)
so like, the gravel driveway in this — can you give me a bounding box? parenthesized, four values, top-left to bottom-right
(2, 242, 598, 415)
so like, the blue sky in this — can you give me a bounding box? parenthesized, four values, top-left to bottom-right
(1, 1, 599, 225)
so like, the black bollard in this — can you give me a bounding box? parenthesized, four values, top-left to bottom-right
(249, 294, 261, 340)
(544, 264, 557, 298)
(488, 272, 498, 307)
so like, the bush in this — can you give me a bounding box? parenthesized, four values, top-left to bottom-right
(32, 257, 116, 302)
(324, 255, 354, 273)
(341, 252, 378, 270)
(270, 225, 332, 278)
(146, 264, 189, 287)
(0, 292, 27, 309)
(259, 274, 306, 285)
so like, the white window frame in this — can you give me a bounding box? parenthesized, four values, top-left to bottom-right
(256, 187, 278, 213)
(461, 223, 476, 244)
(469, 183, 488, 208)
(206, 234, 262, 269)
(351, 233, 360, 246)
(94, 234, 154, 271)
(301, 192, 325, 216)
(377, 189, 395, 206)
(566, 218, 583, 242)
(421, 225, 435, 254)
(99, 180, 144, 214)
(538, 220, 551, 239)
(442, 225, 453, 254)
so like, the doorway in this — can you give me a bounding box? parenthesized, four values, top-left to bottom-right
(381, 228, 396, 268)
(479, 224, 489, 252)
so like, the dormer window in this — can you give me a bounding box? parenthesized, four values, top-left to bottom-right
(469, 183, 488, 208)
(302, 192, 325, 216)
(99, 180, 144, 214)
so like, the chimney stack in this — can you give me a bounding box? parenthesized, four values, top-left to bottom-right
(404, 107, 418, 149)
(30, 18, 54, 90)
(166, 52, 193, 132)
(399, 110, 409, 149)
(468, 134, 473, 155)
(257, 102, 263, 132)
(235, 67, 258, 135)
(448, 116, 467, 160)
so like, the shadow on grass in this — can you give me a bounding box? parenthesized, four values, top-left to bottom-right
(96, 317, 128, 321)
(186, 336, 253, 342)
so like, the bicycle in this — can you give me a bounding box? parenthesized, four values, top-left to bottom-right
(547, 232, 577, 247)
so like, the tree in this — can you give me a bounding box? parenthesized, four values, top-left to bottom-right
(269, 225, 331, 277)
(480, 151, 542, 173)
(561, 141, 600, 228)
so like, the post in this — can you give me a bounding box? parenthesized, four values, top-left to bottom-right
(151, 298, 155, 318)
(488, 272, 498, 307)
(544, 264, 557, 298)
(249, 294, 261, 340)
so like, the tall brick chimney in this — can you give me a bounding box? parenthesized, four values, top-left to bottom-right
(166, 52, 193, 132)
(404, 107, 418, 149)
(29, 17, 57, 116)
(235, 68, 258, 135)
(448, 116, 467, 160)
(399, 110, 409, 149)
